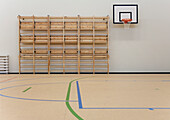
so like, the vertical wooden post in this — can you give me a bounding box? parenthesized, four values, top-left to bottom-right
(47, 15, 51, 74)
(92, 16, 95, 74)
(18, 15, 21, 74)
(78, 15, 80, 74)
(33, 15, 35, 74)
(63, 16, 65, 74)
(107, 15, 109, 74)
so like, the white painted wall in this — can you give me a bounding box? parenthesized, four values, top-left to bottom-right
(0, 0, 170, 72)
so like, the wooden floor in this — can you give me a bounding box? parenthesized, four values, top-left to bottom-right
(1, 74, 170, 120)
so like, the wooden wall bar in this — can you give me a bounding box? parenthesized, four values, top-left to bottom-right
(18, 15, 109, 74)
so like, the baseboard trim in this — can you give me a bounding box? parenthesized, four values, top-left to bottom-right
(2, 72, 170, 74)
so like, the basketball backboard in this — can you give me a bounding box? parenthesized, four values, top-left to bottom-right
(113, 4, 138, 24)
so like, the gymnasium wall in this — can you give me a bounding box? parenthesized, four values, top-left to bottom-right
(0, 0, 170, 73)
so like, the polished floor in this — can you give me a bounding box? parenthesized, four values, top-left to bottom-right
(1, 74, 170, 120)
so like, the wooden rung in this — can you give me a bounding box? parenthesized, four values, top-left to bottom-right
(64, 16, 78, 19)
(65, 56, 78, 59)
(65, 40, 77, 44)
(50, 56, 63, 59)
(51, 37, 63, 40)
(80, 65, 93, 68)
(65, 61, 78, 64)
(50, 17, 63, 19)
(95, 49, 107, 54)
(51, 40, 63, 44)
(21, 40, 33, 43)
(35, 50, 48, 54)
(80, 56, 93, 59)
(19, 16, 34, 19)
(80, 61, 93, 64)
(35, 40, 48, 44)
(21, 37, 33, 40)
(21, 22, 33, 24)
(65, 37, 77, 40)
(50, 28, 63, 30)
(50, 65, 63, 68)
(20, 56, 33, 60)
(81, 49, 93, 54)
(65, 65, 77, 68)
(65, 28, 77, 30)
(80, 28, 93, 31)
(35, 61, 48, 64)
(21, 49, 33, 54)
(51, 50, 63, 54)
(34, 16, 48, 19)
(95, 56, 107, 59)
(65, 22, 77, 25)
(21, 61, 33, 64)
(95, 40, 106, 44)
(95, 65, 107, 68)
(35, 56, 48, 59)
(65, 50, 78, 54)
(95, 37, 107, 40)
(35, 22, 48, 24)
(80, 16, 108, 19)
(21, 65, 33, 68)
(80, 69, 93, 72)
(80, 40, 93, 44)
(51, 22, 63, 25)
(35, 65, 48, 68)
(95, 61, 108, 64)
(95, 69, 107, 72)
(80, 37, 93, 40)
(35, 26, 48, 29)
(21, 27, 34, 30)
(35, 37, 48, 40)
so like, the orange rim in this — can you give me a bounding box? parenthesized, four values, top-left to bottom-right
(121, 19, 132, 24)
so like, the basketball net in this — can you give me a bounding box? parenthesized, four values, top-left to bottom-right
(122, 19, 132, 29)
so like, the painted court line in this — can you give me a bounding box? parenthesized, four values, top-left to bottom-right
(76, 81, 170, 111)
(23, 87, 32, 92)
(0, 77, 69, 84)
(66, 77, 90, 120)
(0, 82, 77, 102)
(0, 77, 17, 83)
(0, 82, 67, 91)
(0, 93, 77, 102)
(76, 81, 83, 109)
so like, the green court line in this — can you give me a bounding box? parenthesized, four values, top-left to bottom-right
(66, 77, 89, 120)
(22, 87, 32, 92)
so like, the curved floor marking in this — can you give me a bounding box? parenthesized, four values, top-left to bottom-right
(66, 77, 91, 120)
(0, 77, 68, 84)
(0, 93, 77, 102)
(0, 82, 77, 102)
(0, 82, 67, 90)
(0, 77, 18, 83)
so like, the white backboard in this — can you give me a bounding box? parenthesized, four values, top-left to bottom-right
(113, 4, 138, 24)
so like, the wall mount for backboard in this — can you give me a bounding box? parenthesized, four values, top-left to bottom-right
(113, 4, 138, 24)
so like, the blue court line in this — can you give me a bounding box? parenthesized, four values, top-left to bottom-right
(162, 80, 170, 82)
(0, 93, 77, 102)
(78, 79, 170, 83)
(82, 107, 170, 110)
(0, 82, 77, 102)
(76, 81, 83, 108)
(76, 81, 170, 111)
(0, 82, 67, 91)
(0, 77, 69, 84)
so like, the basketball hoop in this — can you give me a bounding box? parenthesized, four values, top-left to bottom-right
(121, 19, 132, 29)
